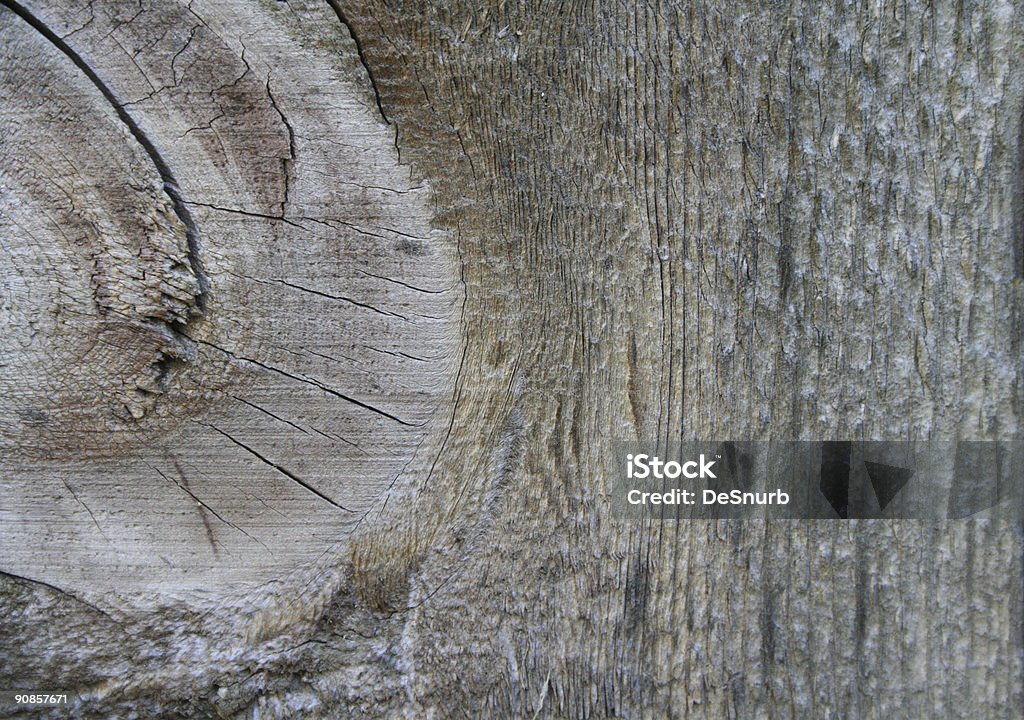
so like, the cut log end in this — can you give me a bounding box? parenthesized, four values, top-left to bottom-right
(0, 0, 460, 598)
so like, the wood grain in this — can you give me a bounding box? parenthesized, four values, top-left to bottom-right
(1, 0, 1021, 717)
(0, 0, 459, 596)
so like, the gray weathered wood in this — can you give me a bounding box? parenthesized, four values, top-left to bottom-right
(0, 0, 458, 597)
(1, 0, 1021, 717)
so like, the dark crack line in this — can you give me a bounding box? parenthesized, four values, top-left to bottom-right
(265, 72, 295, 215)
(419, 223, 471, 491)
(308, 426, 367, 453)
(0, 570, 127, 631)
(204, 423, 353, 513)
(170, 24, 200, 86)
(58, 478, 109, 541)
(181, 200, 304, 228)
(271, 278, 409, 321)
(178, 455, 289, 520)
(150, 460, 274, 556)
(233, 395, 311, 436)
(150, 462, 221, 557)
(186, 334, 419, 427)
(372, 224, 427, 241)
(361, 343, 432, 362)
(356, 268, 451, 294)
(307, 347, 359, 365)
(324, 0, 389, 125)
(0, 0, 209, 312)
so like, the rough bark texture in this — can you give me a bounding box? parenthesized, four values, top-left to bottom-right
(1, 0, 1021, 718)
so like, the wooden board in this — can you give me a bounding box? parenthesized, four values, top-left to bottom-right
(0, 0, 1020, 717)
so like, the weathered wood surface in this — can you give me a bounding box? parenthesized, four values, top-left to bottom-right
(1, 0, 1021, 718)
(0, 0, 458, 596)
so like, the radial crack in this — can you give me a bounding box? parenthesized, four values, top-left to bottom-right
(272, 278, 409, 321)
(0, 0, 209, 313)
(185, 334, 420, 427)
(265, 72, 295, 215)
(205, 424, 353, 513)
(324, 0, 389, 125)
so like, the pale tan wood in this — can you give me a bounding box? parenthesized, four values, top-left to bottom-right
(0, 0, 459, 598)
